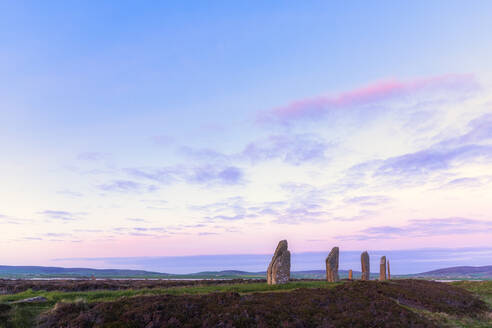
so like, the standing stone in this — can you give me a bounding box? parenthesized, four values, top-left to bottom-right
(348, 269, 353, 280)
(325, 247, 340, 282)
(361, 251, 370, 281)
(379, 256, 387, 281)
(387, 260, 391, 280)
(267, 240, 291, 285)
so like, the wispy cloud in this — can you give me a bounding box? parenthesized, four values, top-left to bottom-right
(375, 144, 492, 178)
(440, 176, 492, 189)
(127, 218, 149, 223)
(241, 134, 331, 165)
(260, 74, 478, 123)
(271, 206, 330, 225)
(437, 113, 492, 148)
(338, 217, 492, 240)
(98, 180, 159, 193)
(74, 229, 103, 233)
(187, 166, 244, 185)
(344, 195, 392, 206)
(0, 213, 27, 225)
(43, 232, 71, 237)
(198, 232, 219, 236)
(190, 183, 332, 225)
(180, 133, 332, 166)
(178, 147, 229, 162)
(344, 113, 492, 186)
(124, 165, 245, 187)
(331, 209, 378, 222)
(125, 167, 179, 184)
(39, 210, 86, 221)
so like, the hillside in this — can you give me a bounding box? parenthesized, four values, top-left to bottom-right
(414, 265, 492, 279)
(0, 266, 367, 279)
(0, 266, 166, 278)
(2, 264, 492, 280)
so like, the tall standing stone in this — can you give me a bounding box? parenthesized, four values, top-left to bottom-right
(267, 240, 291, 285)
(348, 269, 353, 280)
(379, 256, 387, 281)
(387, 260, 391, 280)
(325, 247, 340, 282)
(361, 251, 370, 281)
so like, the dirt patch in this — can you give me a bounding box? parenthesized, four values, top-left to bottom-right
(0, 278, 262, 294)
(38, 280, 488, 328)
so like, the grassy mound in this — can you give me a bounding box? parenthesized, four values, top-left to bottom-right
(36, 280, 488, 328)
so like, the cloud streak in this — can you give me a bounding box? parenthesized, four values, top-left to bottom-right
(375, 144, 492, 178)
(39, 210, 86, 221)
(344, 113, 492, 186)
(98, 180, 159, 193)
(344, 195, 392, 206)
(180, 133, 332, 166)
(338, 217, 492, 240)
(241, 134, 330, 165)
(190, 183, 333, 225)
(261, 74, 478, 123)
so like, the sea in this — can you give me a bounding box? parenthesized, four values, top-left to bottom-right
(51, 247, 492, 275)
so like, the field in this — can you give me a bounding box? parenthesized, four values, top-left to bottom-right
(0, 279, 491, 327)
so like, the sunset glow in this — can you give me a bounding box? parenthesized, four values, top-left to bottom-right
(1, 1, 492, 273)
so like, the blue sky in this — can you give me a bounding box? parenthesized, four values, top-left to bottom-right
(1, 1, 492, 272)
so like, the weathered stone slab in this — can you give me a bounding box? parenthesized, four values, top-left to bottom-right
(267, 240, 291, 285)
(387, 260, 391, 280)
(325, 247, 340, 282)
(361, 251, 370, 281)
(380, 256, 387, 281)
(348, 269, 353, 280)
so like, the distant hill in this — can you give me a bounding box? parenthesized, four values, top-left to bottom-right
(0, 265, 167, 278)
(1, 265, 491, 280)
(413, 266, 492, 279)
(0, 266, 366, 279)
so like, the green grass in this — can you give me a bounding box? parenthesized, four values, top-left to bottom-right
(451, 281, 492, 307)
(0, 281, 336, 304)
(411, 308, 492, 328)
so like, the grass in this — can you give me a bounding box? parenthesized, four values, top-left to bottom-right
(0, 281, 338, 328)
(0, 280, 336, 303)
(419, 281, 492, 327)
(2, 280, 492, 328)
(451, 281, 492, 306)
(410, 308, 492, 328)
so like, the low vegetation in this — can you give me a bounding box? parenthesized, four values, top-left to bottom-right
(0, 278, 265, 294)
(0, 279, 491, 327)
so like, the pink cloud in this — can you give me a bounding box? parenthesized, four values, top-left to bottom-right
(261, 74, 478, 123)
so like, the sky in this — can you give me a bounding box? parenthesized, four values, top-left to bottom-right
(1, 1, 492, 273)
